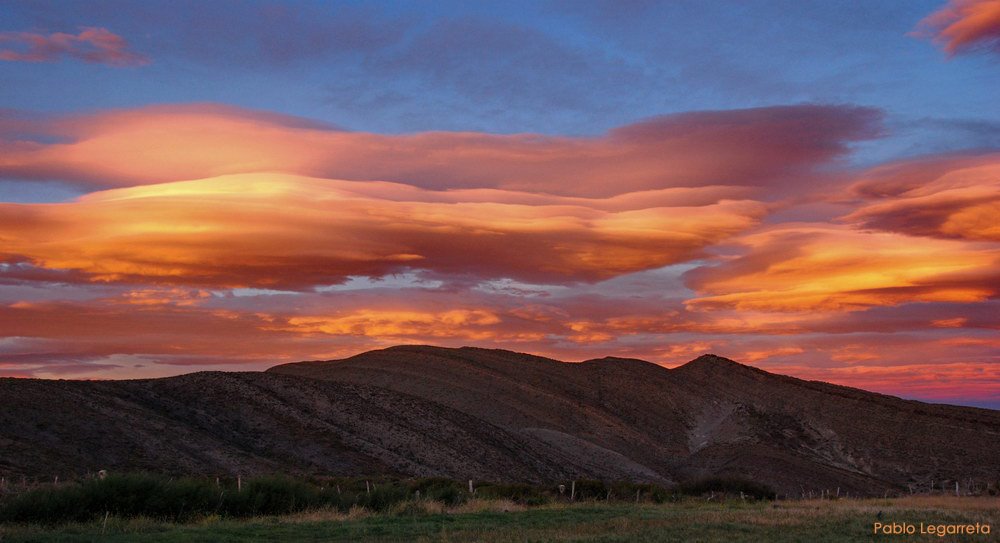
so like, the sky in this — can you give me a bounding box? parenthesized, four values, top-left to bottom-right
(0, 0, 998, 408)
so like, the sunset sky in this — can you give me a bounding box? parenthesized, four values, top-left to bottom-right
(1, 1, 998, 408)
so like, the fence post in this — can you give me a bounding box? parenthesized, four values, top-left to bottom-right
(571, 481, 576, 501)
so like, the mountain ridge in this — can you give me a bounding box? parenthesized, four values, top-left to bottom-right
(1, 345, 997, 497)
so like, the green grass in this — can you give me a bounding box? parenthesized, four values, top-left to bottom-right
(2, 497, 997, 542)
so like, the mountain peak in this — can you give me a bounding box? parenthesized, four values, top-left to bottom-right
(691, 353, 740, 365)
(582, 356, 655, 366)
(677, 354, 756, 373)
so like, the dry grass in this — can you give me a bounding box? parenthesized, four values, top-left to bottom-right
(3, 495, 998, 542)
(391, 500, 447, 516)
(449, 498, 526, 514)
(282, 507, 349, 524)
(866, 495, 1000, 511)
(280, 504, 374, 523)
(282, 499, 521, 521)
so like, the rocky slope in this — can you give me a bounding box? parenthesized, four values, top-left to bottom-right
(2, 346, 997, 496)
(273, 346, 1000, 495)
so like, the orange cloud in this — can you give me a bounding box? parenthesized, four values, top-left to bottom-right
(645, 342, 716, 364)
(117, 288, 213, 307)
(0, 27, 148, 66)
(738, 346, 805, 363)
(932, 317, 968, 328)
(271, 309, 542, 342)
(0, 103, 880, 197)
(0, 174, 766, 288)
(915, 0, 1000, 56)
(825, 345, 882, 363)
(844, 153, 1000, 241)
(776, 361, 1000, 403)
(684, 224, 1000, 312)
(0, 298, 289, 362)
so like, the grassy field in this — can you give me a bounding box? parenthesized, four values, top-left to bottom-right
(1, 496, 996, 542)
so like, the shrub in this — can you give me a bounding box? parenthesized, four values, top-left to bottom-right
(353, 483, 409, 512)
(220, 476, 319, 516)
(0, 483, 88, 524)
(407, 477, 467, 506)
(572, 479, 609, 500)
(0, 474, 219, 524)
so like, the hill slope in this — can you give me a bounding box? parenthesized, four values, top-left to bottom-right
(271, 346, 1000, 495)
(2, 346, 998, 496)
(0, 371, 588, 483)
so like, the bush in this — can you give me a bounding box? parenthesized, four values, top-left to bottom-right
(407, 478, 466, 506)
(354, 483, 409, 512)
(647, 485, 676, 503)
(0, 483, 88, 524)
(570, 479, 609, 500)
(220, 476, 319, 516)
(0, 474, 219, 524)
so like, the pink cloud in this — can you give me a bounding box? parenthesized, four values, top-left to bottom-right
(915, 0, 1000, 56)
(0, 103, 880, 196)
(0, 27, 148, 66)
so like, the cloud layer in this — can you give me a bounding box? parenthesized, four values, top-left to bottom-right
(684, 224, 999, 312)
(0, 174, 766, 287)
(845, 153, 1000, 241)
(0, 102, 997, 408)
(0, 103, 880, 196)
(0, 27, 147, 66)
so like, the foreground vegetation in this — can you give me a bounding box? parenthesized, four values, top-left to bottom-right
(0, 475, 996, 542)
(1, 496, 997, 542)
(0, 473, 774, 524)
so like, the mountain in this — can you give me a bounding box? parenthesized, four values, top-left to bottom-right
(2, 346, 997, 496)
(270, 346, 1000, 495)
